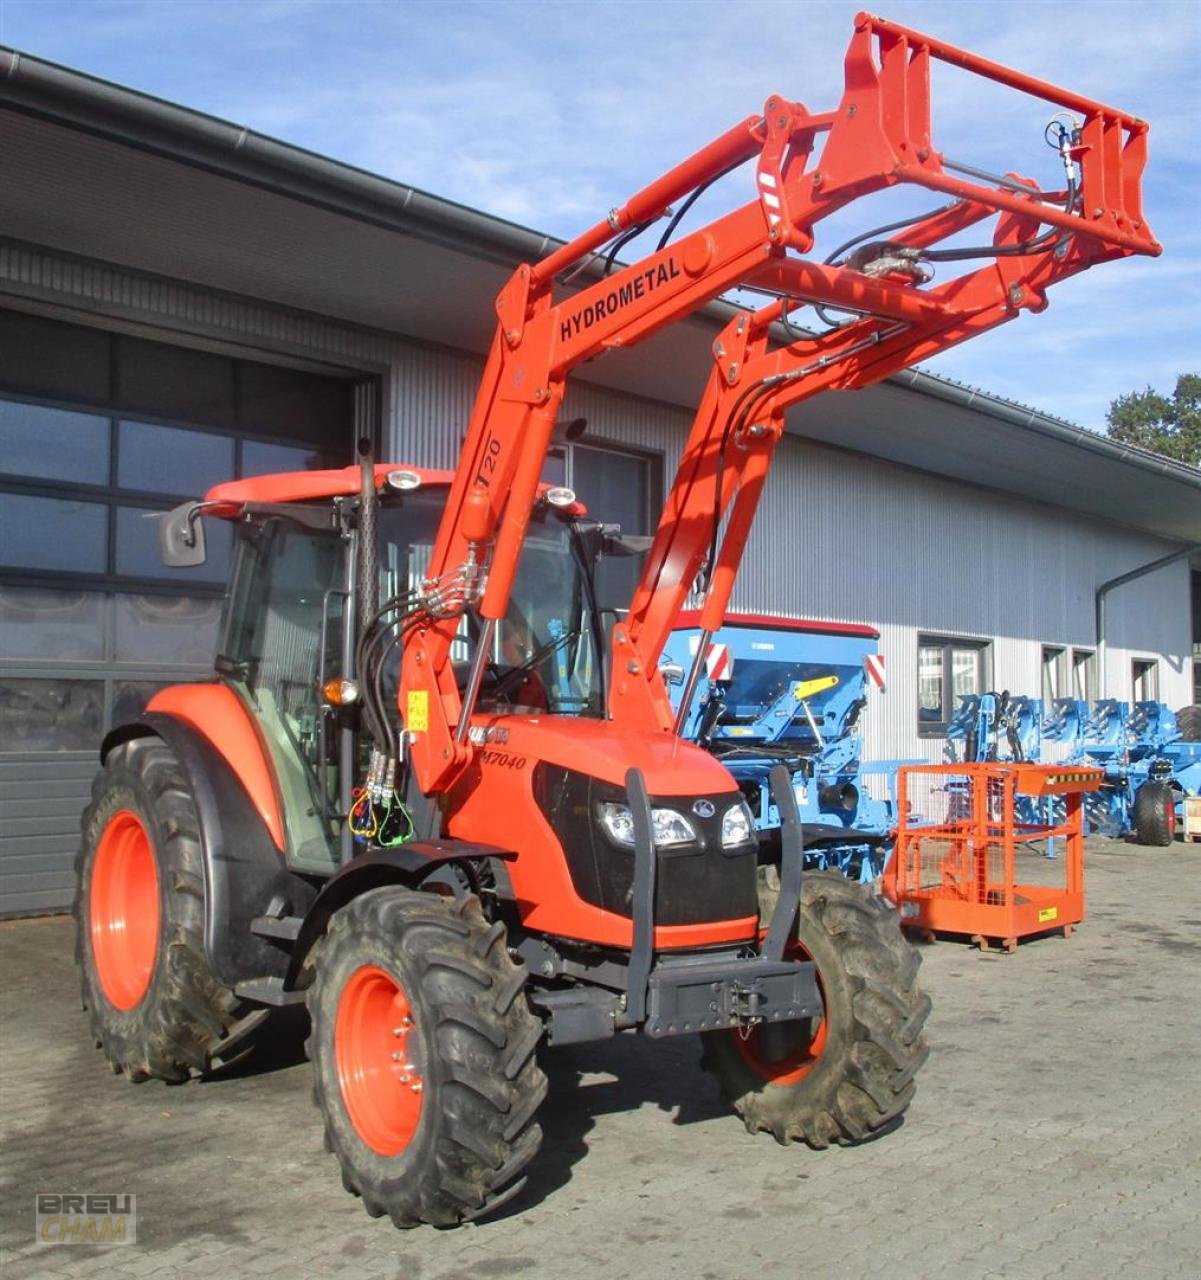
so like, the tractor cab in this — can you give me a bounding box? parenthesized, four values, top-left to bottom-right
(158, 462, 616, 874)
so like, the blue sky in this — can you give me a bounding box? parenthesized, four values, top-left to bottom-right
(1, 0, 1197, 432)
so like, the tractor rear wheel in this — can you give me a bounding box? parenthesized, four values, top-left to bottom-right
(701, 869, 930, 1147)
(306, 886, 546, 1228)
(1132, 780, 1176, 846)
(75, 737, 252, 1082)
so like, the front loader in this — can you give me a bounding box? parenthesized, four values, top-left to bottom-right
(75, 13, 1158, 1228)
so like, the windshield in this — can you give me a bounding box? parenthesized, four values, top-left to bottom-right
(475, 514, 604, 717)
(220, 494, 603, 791)
(375, 497, 604, 718)
(377, 496, 603, 716)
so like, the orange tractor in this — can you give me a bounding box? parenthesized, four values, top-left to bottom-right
(76, 14, 1157, 1228)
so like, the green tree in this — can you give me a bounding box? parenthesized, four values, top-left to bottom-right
(1106, 374, 1201, 466)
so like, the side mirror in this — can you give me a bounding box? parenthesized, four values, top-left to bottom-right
(158, 501, 207, 567)
(659, 660, 685, 685)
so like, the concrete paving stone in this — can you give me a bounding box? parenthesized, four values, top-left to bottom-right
(3, 834, 1199, 1279)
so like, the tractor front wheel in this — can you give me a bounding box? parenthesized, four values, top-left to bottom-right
(75, 737, 251, 1081)
(701, 870, 930, 1147)
(306, 886, 546, 1228)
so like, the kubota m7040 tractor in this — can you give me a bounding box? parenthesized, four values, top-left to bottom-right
(75, 13, 1158, 1228)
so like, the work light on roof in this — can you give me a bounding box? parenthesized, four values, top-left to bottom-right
(386, 469, 423, 491)
(544, 486, 576, 508)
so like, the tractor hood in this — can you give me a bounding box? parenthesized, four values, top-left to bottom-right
(466, 713, 738, 797)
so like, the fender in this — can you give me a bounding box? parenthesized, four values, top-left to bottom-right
(100, 713, 315, 987)
(284, 841, 515, 990)
(144, 683, 286, 850)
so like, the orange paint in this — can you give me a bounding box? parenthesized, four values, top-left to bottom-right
(447, 713, 758, 950)
(148, 684, 286, 852)
(90, 810, 160, 1010)
(335, 965, 424, 1157)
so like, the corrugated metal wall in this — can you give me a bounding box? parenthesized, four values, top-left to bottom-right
(0, 753, 93, 916)
(1, 244, 1193, 917)
(382, 339, 693, 471)
(730, 437, 1193, 765)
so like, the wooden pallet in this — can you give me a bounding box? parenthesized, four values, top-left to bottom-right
(1184, 797, 1201, 844)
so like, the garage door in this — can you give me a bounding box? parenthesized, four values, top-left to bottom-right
(0, 310, 359, 916)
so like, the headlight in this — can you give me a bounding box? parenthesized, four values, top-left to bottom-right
(721, 800, 756, 848)
(651, 807, 697, 847)
(598, 802, 636, 847)
(598, 802, 697, 849)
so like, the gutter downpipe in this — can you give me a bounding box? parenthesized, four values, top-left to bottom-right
(1095, 544, 1201, 698)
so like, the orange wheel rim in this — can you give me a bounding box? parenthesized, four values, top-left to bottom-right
(335, 965, 424, 1156)
(89, 810, 160, 1011)
(733, 947, 828, 1086)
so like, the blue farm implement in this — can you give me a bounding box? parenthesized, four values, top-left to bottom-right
(1045, 699, 1201, 844)
(947, 692, 1201, 845)
(663, 613, 911, 880)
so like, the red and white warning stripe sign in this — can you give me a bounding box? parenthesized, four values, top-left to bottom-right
(706, 642, 733, 681)
(865, 653, 886, 690)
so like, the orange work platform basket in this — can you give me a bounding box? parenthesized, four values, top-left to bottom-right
(883, 763, 1102, 953)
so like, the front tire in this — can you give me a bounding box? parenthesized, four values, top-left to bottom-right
(306, 887, 546, 1228)
(701, 870, 930, 1147)
(75, 737, 250, 1082)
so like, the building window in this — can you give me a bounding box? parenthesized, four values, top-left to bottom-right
(918, 634, 991, 734)
(1071, 648, 1096, 701)
(1132, 658, 1159, 703)
(1041, 645, 1066, 705)
(544, 438, 661, 609)
(0, 313, 360, 756)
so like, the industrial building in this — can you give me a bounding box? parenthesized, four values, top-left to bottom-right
(1, 47, 1198, 916)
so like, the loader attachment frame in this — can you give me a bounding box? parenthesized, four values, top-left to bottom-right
(398, 10, 1159, 792)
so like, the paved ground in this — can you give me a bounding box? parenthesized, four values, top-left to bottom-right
(1, 835, 1198, 1280)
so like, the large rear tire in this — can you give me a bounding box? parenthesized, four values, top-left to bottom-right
(74, 737, 255, 1082)
(306, 886, 546, 1228)
(1132, 780, 1176, 846)
(701, 869, 930, 1147)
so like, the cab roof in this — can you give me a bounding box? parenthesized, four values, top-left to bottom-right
(205, 464, 586, 516)
(205, 464, 454, 510)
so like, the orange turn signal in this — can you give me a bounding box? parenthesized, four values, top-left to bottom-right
(322, 678, 360, 706)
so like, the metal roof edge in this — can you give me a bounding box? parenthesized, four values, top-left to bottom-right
(891, 367, 1201, 492)
(3, 43, 1198, 500)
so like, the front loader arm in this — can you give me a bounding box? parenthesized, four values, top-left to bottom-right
(614, 184, 1139, 725)
(401, 10, 1159, 793)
